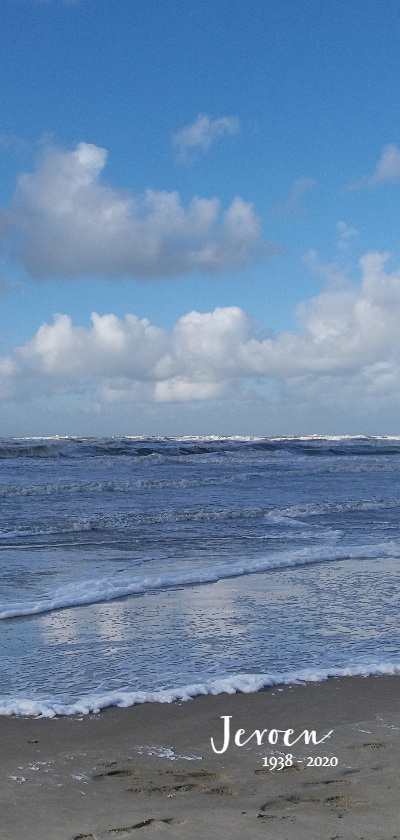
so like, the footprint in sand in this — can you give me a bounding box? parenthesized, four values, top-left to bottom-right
(348, 741, 388, 749)
(303, 778, 354, 788)
(108, 818, 185, 835)
(255, 763, 305, 775)
(127, 782, 236, 795)
(93, 768, 141, 781)
(363, 741, 387, 748)
(73, 818, 185, 840)
(92, 765, 235, 795)
(259, 792, 362, 814)
(162, 770, 224, 781)
(74, 835, 97, 840)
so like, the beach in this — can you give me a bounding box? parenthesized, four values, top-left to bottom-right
(2, 674, 400, 840)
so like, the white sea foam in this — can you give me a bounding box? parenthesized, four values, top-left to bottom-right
(133, 746, 202, 761)
(1, 661, 400, 718)
(1, 541, 399, 620)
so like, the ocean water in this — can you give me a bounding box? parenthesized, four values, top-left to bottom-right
(1, 435, 400, 717)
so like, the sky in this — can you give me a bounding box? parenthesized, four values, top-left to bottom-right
(1, 0, 400, 436)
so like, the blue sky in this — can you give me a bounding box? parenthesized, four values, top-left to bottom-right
(1, 0, 400, 435)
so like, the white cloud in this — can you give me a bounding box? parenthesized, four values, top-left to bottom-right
(273, 177, 317, 216)
(3, 251, 400, 416)
(14, 306, 255, 401)
(1, 141, 269, 279)
(172, 114, 240, 162)
(337, 221, 358, 250)
(349, 144, 400, 190)
(302, 249, 349, 290)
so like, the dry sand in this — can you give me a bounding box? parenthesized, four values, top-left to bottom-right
(1, 675, 400, 840)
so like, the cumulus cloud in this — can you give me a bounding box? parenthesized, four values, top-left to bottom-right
(172, 114, 240, 162)
(3, 252, 400, 412)
(273, 177, 317, 216)
(349, 144, 400, 190)
(0, 141, 269, 279)
(12, 306, 255, 403)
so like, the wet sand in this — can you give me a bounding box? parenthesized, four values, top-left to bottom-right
(1, 675, 400, 840)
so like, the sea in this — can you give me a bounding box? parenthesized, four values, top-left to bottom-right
(1, 435, 400, 718)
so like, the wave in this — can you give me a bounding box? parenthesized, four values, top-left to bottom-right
(1, 661, 400, 717)
(0, 436, 240, 460)
(0, 507, 264, 539)
(0, 508, 268, 540)
(2, 435, 400, 460)
(269, 498, 400, 521)
(0, 506, 293, 538)
(1, 496, 398, 541)
(0, 474, 237, 498)
(1, 540, 399, 620)
(0, 443, 60, 458)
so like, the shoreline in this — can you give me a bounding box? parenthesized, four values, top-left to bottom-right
(2, 674, 400, 839)
(0, 663, 400, 719)
(3, 661, 400, 718)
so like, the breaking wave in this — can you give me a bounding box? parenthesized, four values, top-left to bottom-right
(2, 434, 400, 461)
(1, 540, 399, 620)
(2, 661, 400, 717)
